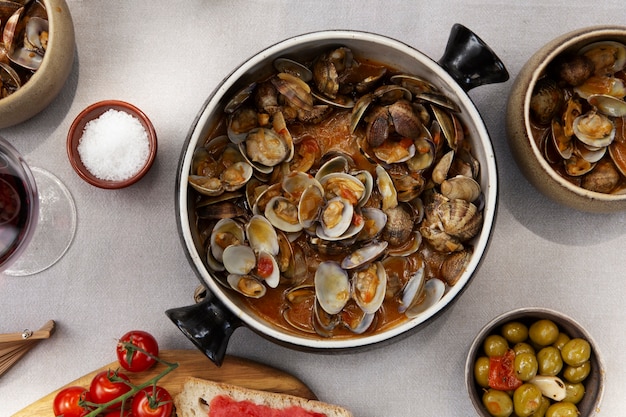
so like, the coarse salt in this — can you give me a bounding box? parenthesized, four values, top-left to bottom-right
(77, 109, 150, 182)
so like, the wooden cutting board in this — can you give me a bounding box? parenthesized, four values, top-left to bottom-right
(12, 349, 317, 417)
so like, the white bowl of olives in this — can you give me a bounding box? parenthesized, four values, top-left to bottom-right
(465, 307, 605, 417)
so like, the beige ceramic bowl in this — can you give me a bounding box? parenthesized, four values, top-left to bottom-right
(466, 307, 605, 417)
(0, 0, 75, 129)
(506, 26, 626, 212)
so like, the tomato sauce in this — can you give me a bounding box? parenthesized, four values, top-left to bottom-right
(209, 395, 326, 417)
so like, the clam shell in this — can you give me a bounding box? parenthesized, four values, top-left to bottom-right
(210, 218, 245, 262)
(352, 261, 387, 314)
(588, 94, 626, 118)
(398, 263, 425, 313)
(273, 57, 313, 82)
(255, 250, 280, 288)
(317, 196, 354, 239)
(246, 214, 279, 256)
(341, 240, 388, 270)
(227, 274, 266, 299)
(222, 244, 256, 275)
(404, 278, 446, 319)
(375, 165, 397, 211)
(298, 184, 324, 228)
(440, 175, 481, 203)
(314, 261, 350, 315)
(265, 195, 304, 233)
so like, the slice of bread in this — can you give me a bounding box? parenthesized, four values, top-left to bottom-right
(174, 376, 354, 417)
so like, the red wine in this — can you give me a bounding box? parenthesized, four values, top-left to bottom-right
(0, 161, 35, 266)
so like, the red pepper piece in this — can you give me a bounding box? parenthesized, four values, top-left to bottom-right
(488, 349, 523, 391)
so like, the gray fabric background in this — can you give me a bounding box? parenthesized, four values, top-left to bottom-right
(1, 1, 625, 416)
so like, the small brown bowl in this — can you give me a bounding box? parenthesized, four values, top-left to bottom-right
(465, 307, 605, 417)
(67, 100, 157, 189)
(506, 26, 626, 212)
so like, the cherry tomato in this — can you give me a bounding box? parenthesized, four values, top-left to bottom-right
(89, 369, 132, 408)
(117, 330, 159, 372)
(489, 349, 523, 391)
(131, 386, 173, 417)
(53, 386, 91, 417)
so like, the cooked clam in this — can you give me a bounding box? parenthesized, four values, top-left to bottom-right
(317, 196, 354, 239)
(273, 57, 313, 82)
(579, 40, 626, 75)
(227, 274, 266, 298)
(0, 1, 48, 99)
(222, 244, 256, 275)
(210, 218, 245, 263)
(341, 240, 388, 270)
(246, 214, 279, 256)
(404, 278, 445, 319)
(264, 195, 303, 233)
(352, 262, 387, 314)
(298, 184, 324, 228)
(319, 172, 366, 206)
(588, 94, 626, 118)
(255, 250, 280, 288)
(315, 261, 350, 315)
(572, 111, 615, 148)
(440, 175, 481, 203)
(375, 165, 398, 211)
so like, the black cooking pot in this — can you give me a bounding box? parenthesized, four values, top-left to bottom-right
(168, 25, 508, 366)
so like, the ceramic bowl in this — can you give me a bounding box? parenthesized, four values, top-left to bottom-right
(66, 100, 157, 189)
(506, 26, 626, 212)
(169, 28, 509, 366)
(0, 0, 75, 129)
(466, 307, 605, 417)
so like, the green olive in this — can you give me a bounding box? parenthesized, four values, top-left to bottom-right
(474, 356, 491, 388)
(552, 332, 570, 350)
(545, 401, 579, 417)
(484, 334, 509, 357)
(514, 352, 538, 381)
(529, 319, 559, 346)
(561, 338, 591, 366)
(513, 383, 542, 417)
(537, 346, 563, 376)
(514, 342, 536, 356)
(502, 321, 529, 344)
(563, 361, 591, 383)
(530, 396, 551, 417)
(563, 382, 585, 404)
(482, 389, 514, 417)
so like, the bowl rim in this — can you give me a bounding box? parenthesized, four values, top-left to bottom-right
(464, 307, 606, 417)
(522, 25, 626, 202)
(176, 29, 499, 350)
(66, 100, 158, 189)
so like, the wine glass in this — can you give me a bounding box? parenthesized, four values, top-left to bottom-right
(0, 135, 76, 276)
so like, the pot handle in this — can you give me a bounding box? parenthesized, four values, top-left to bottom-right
(438, 23, 509, 92)
(165, 291, 243, 367)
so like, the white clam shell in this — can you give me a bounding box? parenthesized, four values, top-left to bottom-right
(405, 278, 446, 319)
(352, 261, 387, 314)
(314, 261, 350, 315)
(210, 218, 245, 262)
(246, 214, 279, 256)
(222, 244, 257, 275)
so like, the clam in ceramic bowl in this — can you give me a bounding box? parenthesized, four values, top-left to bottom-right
(465, 307, 605, 417)
(506, 26, 626, 212)
(0, 0, 75, 129)
(66, 100, 157, 189)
